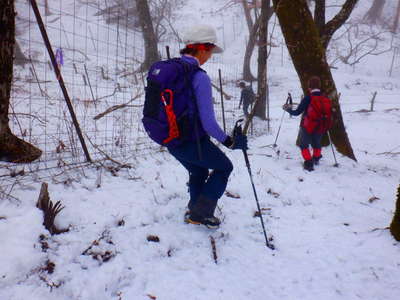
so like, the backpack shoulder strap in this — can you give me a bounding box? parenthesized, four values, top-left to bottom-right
(171, 57, 202, 74)
(309, 95, 324, 115)
(172, 58, 204, 97)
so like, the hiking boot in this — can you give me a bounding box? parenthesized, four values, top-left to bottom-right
(184, 210, 191, 223)
(303, 159, 314, 171)
(185, 211, 220, 229)
(313, 155, 322, 165)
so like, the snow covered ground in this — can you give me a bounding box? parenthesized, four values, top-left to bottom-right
(1, 1, 400, 299)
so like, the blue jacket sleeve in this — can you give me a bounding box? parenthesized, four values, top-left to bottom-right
(287, 95, 311, 116)
(192, 71, 228, 143)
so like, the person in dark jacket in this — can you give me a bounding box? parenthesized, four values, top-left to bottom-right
(238, 81, 255, 117)
(168, 25, 247, 229)
(283, 76, 325, 172)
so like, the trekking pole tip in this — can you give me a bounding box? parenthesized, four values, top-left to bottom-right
(267, 242, 275, 250)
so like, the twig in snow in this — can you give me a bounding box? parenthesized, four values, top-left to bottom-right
(147, 235, 160, 243)
(370, 227, 389, 232)
(210, 235, 218, 264)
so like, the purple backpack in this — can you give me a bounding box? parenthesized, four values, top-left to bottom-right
(142, 58, 206, 148)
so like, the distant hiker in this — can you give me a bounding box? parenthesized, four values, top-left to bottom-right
(282, 76, 332, 171)
(142, 24, 247, 229)
(238, 81, 255, 117)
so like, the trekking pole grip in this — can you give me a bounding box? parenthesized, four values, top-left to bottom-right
(233, 119, 244, 137)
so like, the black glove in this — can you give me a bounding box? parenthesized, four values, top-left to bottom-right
(232, 133, 248, 150)
(282, 103, 291, 111)
(222, 134, 248, 150)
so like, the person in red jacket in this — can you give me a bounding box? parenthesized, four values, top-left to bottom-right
(283, 76, 332, 171)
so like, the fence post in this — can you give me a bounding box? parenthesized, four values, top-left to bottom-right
(370, 91, 377, 112)
(29, 0, 92, 162)
(218, 69, 226, 133)
(389, 47, 398, 77)
(250, 102, 254, 135)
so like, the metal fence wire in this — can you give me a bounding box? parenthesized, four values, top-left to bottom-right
(4, 0, 257, 180)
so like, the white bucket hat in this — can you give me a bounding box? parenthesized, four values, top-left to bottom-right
(182, 24, 223, 53)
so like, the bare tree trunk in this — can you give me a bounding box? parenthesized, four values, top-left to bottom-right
(314, 0, 326, 36)
(255, 0, 271, 120)
(390, 184, 400, 241)
(241, 0, 254, 33)
(242, 0, 259, 82)
(136, 0, 160, 71)
(243, 18, 259, 82)
(242, 2, 275, 82)
(0, 0, 42, 163)
(320, 0, 358, 49)
(363, 0, 386, 24)
(273, 0, 356, 161)
(313, 0, 358, 49)
(393, 0, 400, 33)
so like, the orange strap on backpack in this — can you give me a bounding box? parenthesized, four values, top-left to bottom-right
(161, 89, 180, 144)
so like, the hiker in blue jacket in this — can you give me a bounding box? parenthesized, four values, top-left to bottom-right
(238, 81, 255, 117)
(167, 25, 247, 228)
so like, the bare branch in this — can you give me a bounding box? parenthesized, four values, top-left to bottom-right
(331, 24, 393, 67)
(211, 82, 232, 100)
(85, 135, 132, 169)
(322, 0, 358, 49)
(93, 92, 143, 120)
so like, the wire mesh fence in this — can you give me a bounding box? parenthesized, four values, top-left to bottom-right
(3, 0, 262, 184)
(4, 0, 397, 188)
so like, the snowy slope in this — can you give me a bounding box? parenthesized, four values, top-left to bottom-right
(1, 1, 400, 300)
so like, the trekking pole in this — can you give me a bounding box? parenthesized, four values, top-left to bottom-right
(327, 130, 339, 167)
(273, 93, 292, 147)
(218, 69, 226, 132)
(250, 102, 254, 135)
(234, 119, 275, 250)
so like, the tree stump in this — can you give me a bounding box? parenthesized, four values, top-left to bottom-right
(36, 182, 68, 235)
